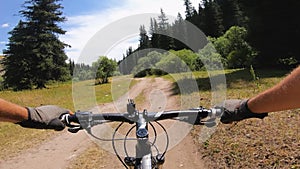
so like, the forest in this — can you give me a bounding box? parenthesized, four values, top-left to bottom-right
(2, 0, 300, 90)
(119, 0, 300, 75)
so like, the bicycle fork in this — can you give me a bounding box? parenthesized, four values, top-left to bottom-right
(124, 139, 165, 169)
(124, 107, 165, 169)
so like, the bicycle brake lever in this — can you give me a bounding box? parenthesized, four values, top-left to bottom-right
(199, 118, 217, 127)
(60, 114, 82, 133)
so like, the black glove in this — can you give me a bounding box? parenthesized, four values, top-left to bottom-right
(220, 99, 268, 124)
(17, 105, 70, 131)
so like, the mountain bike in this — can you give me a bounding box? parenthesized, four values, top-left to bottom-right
(61, 99, 222, 169)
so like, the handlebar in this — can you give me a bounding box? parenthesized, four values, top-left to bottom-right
(60, 100, 223, 169)
(62, 107, 222, 133)
(61, 99, 268, 169)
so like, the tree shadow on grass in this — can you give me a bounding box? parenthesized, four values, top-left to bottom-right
(171, 69, 289, 95)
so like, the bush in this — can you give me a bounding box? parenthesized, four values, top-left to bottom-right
(211, 26, 257, 68)
(92, 56, 117, 85)
(197, 43, 227, 70)
(156, 52, 190, 73)
(132, 51, 163, 77)
(168, 49, 198, 70)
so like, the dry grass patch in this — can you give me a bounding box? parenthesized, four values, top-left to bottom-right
(192, 69, 300, 169)
(66, 143, 106, 169)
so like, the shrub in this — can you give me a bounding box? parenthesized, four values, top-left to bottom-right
(211, 26, 257, 68)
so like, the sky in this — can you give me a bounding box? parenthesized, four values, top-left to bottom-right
(0, 0, 200, 62)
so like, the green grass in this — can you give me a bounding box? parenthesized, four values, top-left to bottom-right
(72, 76, 137, 110)
(161, 69, 299, 168)
(188, 69, 299, 169)
(75, 69, 297, 169)
(68, 69, 297, 169)
(0, 77, 137, 160)
(1, 69, 298, 169)
(0, 81, 74, 160)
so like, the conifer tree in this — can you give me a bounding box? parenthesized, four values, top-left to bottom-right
(202, 0, 224, 37)
(3, 0, 69, 90)
(184, 0, 194, 20)
(139, 25, 150, 49)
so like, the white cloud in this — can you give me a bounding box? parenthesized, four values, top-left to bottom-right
(61, 0, 199, 63)
(1, 23, 9, 28)
(0, 41, 7, 44)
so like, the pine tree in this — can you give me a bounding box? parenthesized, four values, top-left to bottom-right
(68, 58, 75, 76)
(2, 21, 34, 89)
(157, 8, 174, 50)
(184, 0, 194, 20)
(202, 0, 224, 37)
(150, 17, 160, 48)
(139, 25, 150, 49)
(3, 0, 69, 90)
(239, 0, 300, 67)
(172, 13, 188, 50)
(196, 3, 206, 31)
(217, 0, 246, 30)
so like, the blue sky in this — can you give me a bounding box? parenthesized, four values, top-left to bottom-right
(0, 0, 200, 61)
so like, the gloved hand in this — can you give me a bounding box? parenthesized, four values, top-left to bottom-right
(220, 99, 268, 124)
(17, 105, 71, 130)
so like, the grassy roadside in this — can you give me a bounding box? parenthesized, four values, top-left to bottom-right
(66, 142, 106, 169)
(162, 69, 299, 168)
(191, 69, 300, 169)
(1, 70, 299, 168)
(69, 69, 299, 169)
(0, 81, 74, 160)
(0, 76, 137, 161)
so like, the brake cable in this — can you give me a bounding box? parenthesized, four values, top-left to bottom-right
(112, 122, 129, 169)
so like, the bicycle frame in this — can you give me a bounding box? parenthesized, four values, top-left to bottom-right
(124, 100, 163, 169)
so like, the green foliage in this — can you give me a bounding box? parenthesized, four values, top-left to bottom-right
(132, 50, 199, 77)
(156, 52, 188, 73)
(249, 65, 260, 90)
(139, 25, 150, 49)
(196, 42, 227, 71)
(72, 63, 93, 81)
(278, 57, 298, 68)
(184, 0, 194, 19)
(132, 51, 163, 77)
(132, 46, 228, 78)
(202, 0, 224, 37)
(218, 0, 247, 30)
(119, 1, 300, 70)
(172, 13, 189, 50)
(73, 56, 118, 84)
(153, 9, 175, 50)
(211, 26, 257, 68)
(241, 0, 300, 67)
(93, 56, 117, 85)
(169, 49, 198, 70)
(3, 0, 69, 90)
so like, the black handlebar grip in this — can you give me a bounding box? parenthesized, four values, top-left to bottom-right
(67, 114, 79, 123)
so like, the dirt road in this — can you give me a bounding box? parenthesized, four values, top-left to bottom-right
(0, 77, 207, 169)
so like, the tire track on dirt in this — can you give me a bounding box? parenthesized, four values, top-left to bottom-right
(94, 77, 207, 169)
(0, 78, 207, 169)
(0, 78, 152, 169)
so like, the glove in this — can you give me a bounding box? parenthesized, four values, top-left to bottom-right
(220, 99, 268, 124)
(17, 105, 70, 131)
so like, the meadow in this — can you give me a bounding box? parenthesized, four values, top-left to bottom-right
(0, 69, 299, 168)
(0, 77, 136, 160)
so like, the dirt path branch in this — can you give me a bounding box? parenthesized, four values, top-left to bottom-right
(0, 77, 207, 169)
